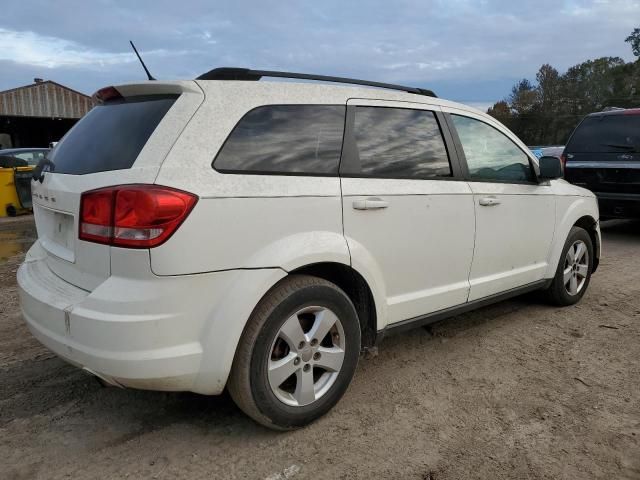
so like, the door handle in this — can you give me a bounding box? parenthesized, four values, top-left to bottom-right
(352, 197, 389, 210)
(478, 196, 501, 207)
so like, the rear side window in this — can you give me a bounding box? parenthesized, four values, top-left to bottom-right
(566, 114, 640, 153)
(48, 96, 177, 175)
(352, 107, 451, 178)
(451, 114, 533, 182)
(214, 105, 345, 175)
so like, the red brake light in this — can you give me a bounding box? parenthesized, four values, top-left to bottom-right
(79, 185, 197, 248)
(560, 154, 567, 171)
(93, 86, 123, 104)
(79, 189, 115, 243)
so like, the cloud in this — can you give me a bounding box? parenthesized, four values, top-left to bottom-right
(0, 0, 638, 103)
(384, 60, 469, 72)
(0, 28, 188, 69)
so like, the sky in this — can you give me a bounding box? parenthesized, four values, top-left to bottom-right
(0, 0, 638, 110)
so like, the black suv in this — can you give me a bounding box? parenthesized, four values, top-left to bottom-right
(563, 108, 640, 219)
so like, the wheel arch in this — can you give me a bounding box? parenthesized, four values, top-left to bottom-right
(573, 214, 600, 272)
(546, 195, 601, 278)
(198, 260, 382, 394)
(290, 262, 379, 350)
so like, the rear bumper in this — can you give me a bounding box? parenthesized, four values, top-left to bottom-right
(18, 248, 203, 391)
(595, 192, 640, 219)
(18, 241, 286, 394)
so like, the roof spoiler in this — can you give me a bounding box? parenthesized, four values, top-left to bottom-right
(196, 67, 437, 98)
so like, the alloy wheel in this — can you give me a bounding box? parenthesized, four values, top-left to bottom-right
(267, 306, 346, 407)
(563, 240, 589, 296)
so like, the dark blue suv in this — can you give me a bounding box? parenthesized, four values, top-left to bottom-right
(563, 108, 640, 219)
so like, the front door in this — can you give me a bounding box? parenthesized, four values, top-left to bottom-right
(341, 100, 476, 327)
(446, 112, 556, 301)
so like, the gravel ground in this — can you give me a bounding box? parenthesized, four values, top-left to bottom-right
(0, 216, 638, 480)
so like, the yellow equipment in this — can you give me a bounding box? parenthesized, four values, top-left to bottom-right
(0, 166, 34, 217)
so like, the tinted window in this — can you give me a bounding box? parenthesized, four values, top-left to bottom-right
(48, 96, 177, 175)
(451, 115, 533, 182)
(215, 105, 345, 175)
(566, 114, 640, 153)
(353, 107, 450, 178)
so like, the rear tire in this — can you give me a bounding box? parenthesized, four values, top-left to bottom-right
(227, 274, 361, 430)
(543, 226, 594, 306)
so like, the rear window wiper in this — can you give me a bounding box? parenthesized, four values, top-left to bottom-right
(602, 143, 639, 152)
(32, 157, 55, 183)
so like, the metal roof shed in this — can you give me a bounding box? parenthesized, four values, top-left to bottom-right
(0, 79, 93, 149)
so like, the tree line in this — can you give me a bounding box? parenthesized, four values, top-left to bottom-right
(487, 28, 640, 146)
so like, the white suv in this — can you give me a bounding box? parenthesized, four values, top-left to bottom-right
(18, 69, 600, 430)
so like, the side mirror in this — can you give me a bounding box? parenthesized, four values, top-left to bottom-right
(538, 156, 563, 180)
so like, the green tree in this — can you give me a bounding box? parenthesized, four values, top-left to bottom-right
(487, 100, 511, 124)
(508, 79, 538, 143)
(626, 28, 640, 57)
(535, 64, 561, 143)
(488, 36, 640, 145)
(509, 79, 537, 115)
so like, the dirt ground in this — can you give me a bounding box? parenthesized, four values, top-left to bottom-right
(0, 215, 638, 480)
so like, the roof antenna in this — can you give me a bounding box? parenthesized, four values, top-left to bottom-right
(129, 41, 155, 81)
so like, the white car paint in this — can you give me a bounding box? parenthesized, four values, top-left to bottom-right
(465, 181, 556, 301)
(342, 177, 476, 323)
(18, 79, 600, 395)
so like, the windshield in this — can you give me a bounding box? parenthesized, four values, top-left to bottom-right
(566, 114, 640, 154)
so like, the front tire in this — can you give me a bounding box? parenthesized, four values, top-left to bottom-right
(544, 226, 594, 306)
(227, 275, 361, 430)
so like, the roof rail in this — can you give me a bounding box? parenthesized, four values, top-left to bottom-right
(196, 67, 437, 97)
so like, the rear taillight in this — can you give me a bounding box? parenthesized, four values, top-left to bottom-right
(79, 189, 116, 243)
(79, 185, 197, 248)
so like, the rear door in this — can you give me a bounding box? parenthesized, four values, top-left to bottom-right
(341, 100, 475, 326)
(445, 110, 556, 301)
(31, 82, 203, 290)
(564, 112, 640, 195)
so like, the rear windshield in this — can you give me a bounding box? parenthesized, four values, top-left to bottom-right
(566, 114, 640, 153)
(48, 95, 177, 174)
